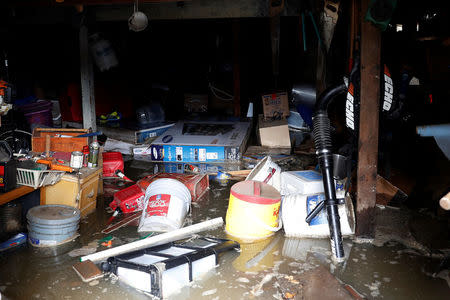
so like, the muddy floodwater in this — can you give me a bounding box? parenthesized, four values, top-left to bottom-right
(1, 159, 449, 299)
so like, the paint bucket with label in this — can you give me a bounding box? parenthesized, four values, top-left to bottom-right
(225, 180, 281, 242)
(27, 205, 80, 247)
(138, 178, 191, 232)
(245, 156, 281, 192)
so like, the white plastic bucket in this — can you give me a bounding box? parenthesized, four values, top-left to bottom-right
(245, 156, 281, 192)
(138, 179, 191, 232)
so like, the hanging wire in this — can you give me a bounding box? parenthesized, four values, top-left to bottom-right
(208, 83, 234, 101)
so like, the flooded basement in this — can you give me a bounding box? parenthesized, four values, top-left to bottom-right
(0, 158, 449, 300)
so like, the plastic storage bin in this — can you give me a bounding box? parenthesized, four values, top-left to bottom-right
(102, 152, 124, 177)
(16, 168, 64, 189)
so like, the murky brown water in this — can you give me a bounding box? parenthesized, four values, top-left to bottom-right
(1, 159, 449, 299)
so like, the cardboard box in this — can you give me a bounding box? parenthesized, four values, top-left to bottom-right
(184, 94, 208, 113)
(258, 115, 291, 148)
(134, 123, 175, 144)
(261, 92, 290, 119)
(149, 121, 250, 163)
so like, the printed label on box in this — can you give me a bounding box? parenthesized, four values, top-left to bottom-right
(176, 147, 183, 161)
(199, 148, 206, 161)
(123, 195, 145, 212)
(206, 152, 218, 160)
(146, 194, 171, 217)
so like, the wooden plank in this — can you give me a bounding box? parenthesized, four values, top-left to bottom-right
(79, 25, 97, 132)
(355, 0, 381, 238)
(232, 20, 241, 117)
(0, 185, 35, 206)
(93, 0, 302, 21)
(7, 0, 184, 6)
(269, 16, 280, 86)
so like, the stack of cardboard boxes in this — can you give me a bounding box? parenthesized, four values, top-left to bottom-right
(257, 92, 291, 149)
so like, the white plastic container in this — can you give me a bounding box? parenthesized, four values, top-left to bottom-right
(246, 156, 281, 192)
(138, 179, 191, 232)
(280, 170, 324, 196)
(281, 189, 355, 238)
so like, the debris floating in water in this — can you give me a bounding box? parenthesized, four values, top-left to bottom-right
(202, 288, 217, 296)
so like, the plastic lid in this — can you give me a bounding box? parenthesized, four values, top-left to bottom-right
(231, 180, 280, 205)
(27, 205, 80, 225)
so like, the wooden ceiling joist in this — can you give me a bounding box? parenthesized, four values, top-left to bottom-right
(7, 0, 186, 7)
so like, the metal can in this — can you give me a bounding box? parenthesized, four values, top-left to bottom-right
(82, 145, 89, 167)
(70, 151, 83, 169)
(88, 141, 99, 168)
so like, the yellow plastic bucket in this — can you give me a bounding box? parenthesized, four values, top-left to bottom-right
(225, 180, 281, 242)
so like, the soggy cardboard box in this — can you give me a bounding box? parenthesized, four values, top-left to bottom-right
(258, 115, 291, 148)
(261, 92, 290, 119)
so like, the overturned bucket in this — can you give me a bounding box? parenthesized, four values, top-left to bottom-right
(27, 205, 80, 247)
(225, 180, 281, 242)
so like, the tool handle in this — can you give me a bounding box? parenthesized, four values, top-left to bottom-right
(263, 168, 276, 184)
(305, 200, 325, 224)
(36, 159, 51, 165)
(50, 164, 73, 172)
(253, 181, 261, 196)
(45, 135, 51, 156)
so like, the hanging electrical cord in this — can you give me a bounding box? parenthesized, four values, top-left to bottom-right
(208, 83, 234, 101)
(0, 129, 32, 138)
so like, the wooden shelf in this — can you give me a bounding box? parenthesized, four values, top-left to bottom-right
(0, 185, 35, 206)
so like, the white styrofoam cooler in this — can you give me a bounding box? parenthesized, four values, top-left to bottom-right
(281, 190, 355, 238)
(280, 170, 324, 196)
(280, 170, 355, 238)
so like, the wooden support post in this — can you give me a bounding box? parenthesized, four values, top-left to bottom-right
(355, 0, 381, 238)
(269, 16, 280, 87)
(79, 25, 97, 132)
(232, 20, 241, 117)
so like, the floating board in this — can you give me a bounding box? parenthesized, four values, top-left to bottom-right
(73, 259, 104, 282)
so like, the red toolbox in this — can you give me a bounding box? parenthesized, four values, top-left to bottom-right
(103, 152, 124, 177)
(110, 184, 145, 213)
(137, 173, 209, 202)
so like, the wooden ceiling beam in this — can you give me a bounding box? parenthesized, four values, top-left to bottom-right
(6, 0, 187, 7)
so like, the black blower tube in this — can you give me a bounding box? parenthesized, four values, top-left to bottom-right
(313, 82, 347, 260)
